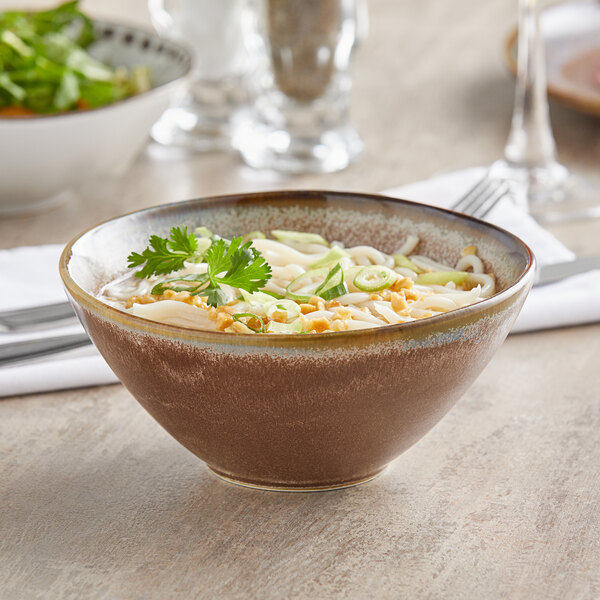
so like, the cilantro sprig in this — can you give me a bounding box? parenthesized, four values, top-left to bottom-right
(204, 237, 271, 292)
(127, 226, 199, 279)
(128, 226, 272, 307)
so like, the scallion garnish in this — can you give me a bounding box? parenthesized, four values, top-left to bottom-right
(314, 264, 348, 299)
(353, 266, 397, 292)
(265, 299, 301, 321)
(286, 263, 348, 302)
(232, 312, 265, 333)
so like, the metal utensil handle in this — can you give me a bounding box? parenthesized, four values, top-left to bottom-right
(0, 301, 76, 332)
(0, 333, 92, 367)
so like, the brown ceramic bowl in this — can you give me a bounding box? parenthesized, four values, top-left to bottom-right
(60, 191, 535, 491)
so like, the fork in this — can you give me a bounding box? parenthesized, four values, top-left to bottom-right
(450, 173, 512, 219)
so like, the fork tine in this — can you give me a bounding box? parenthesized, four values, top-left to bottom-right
(455, 178, 503, 215)
(451, 176, 492, 213)
(471, 182, 510, 219)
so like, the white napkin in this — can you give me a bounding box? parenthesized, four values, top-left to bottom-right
(1, 168, 599, 398)
(0, 245, 119, 397)
(384, 167, 600, 333)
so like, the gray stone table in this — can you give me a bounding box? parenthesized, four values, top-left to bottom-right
(1, 1, 599, 598)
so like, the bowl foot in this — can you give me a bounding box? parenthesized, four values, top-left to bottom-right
(206, 465, 388, 492)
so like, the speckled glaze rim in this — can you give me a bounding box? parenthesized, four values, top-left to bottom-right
(60, 190, 535, 347)
(0, 19, 193, 123)
(505, 27, 600, 118)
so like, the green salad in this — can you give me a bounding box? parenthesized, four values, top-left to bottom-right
(0, 0, 151, 116)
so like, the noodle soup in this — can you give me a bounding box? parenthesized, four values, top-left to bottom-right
(99, 227, 496, 334)
(62, 190, 534, 489)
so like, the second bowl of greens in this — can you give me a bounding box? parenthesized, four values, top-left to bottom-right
(0, 1, 192, 214)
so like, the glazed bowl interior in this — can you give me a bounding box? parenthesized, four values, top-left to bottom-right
(61, 191, 534, 491)
(66, 190, 531, 321)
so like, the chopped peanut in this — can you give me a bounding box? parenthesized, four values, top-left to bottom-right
(331, 319, 348, 332)
(334, 307, 352, 320)
(404, 288, 419, 301)
(370, 293, 383, 301)
(308, 317, 332, 333)
(270, 309, 288, 323)
(308, 296, 325, 311)
(215, 312, 234, 331)
(220, 304, 240, 315)
(300, 303, 317, 314)
(390, 292, 407, 312)
(390, 277, 413, 292)
(230, 320, 253, 334)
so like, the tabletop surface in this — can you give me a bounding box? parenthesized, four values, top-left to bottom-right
(1, 1, 599, 599)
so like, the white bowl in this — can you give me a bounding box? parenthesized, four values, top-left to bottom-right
(0, 20, 192, 216)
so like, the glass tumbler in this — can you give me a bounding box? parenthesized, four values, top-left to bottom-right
(148, 0, 259, 151)
(233, 0, 364, 173)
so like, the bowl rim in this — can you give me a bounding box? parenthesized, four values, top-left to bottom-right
(59, 190, 536, 345)
(0, 18, 193, 123)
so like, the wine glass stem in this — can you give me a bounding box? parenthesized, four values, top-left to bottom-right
(504, 0, 558, 168)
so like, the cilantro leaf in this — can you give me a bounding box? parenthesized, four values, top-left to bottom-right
(204, 238, 235, 281)
(128, 229, 272, 308)
(200, 285, 229, 308)
(127, 226, 199, 279)
(205, 236, 272, 295)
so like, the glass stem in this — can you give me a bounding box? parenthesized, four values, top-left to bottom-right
(503, 0, 558, 168)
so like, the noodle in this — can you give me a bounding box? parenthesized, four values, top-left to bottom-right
(99, 230, 497, 334)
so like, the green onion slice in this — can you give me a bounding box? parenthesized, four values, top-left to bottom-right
(232, 312, 265, 333)
(353, 266, 397, 292)
(319, 282, 348, 301)
(241, 230, 266, 244)
(415, 271, 469, 286)
(314, 263, 343, 294)
(266, 318, 304, 334)
(259, 289, 285, 299)
(265, 299, 301, 321)
(191, 237, 212, 260)
(314, 264, 348, 301)
(286, 264, 348, 302)
(194, 226, 213, 238)
(286, 267, 329, 302)
(309, 246, 349, 269)
(240, 289, 278, 305)
(392, 254, 423, 274)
